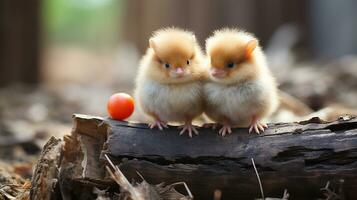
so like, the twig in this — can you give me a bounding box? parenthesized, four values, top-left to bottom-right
(320, 181, 342, 200)
(252, 158, 265, 199)
(282, 189, 289, 200)
(136, 171, 146, 182)
(167, 182, 194, 199)
(0, 188, 16, 200)
(105, 154, 144, 200)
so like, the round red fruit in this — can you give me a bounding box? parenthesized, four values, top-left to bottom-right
(107, 93, 134, 120)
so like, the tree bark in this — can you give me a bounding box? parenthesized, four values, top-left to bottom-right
(0, 0, 41, 86)
(102, 115, 357, 200)
(30, 137, 63, 200)
(33, 114, 357, 199)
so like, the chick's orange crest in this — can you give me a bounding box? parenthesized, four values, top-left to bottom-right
(245, 39, 258, 59)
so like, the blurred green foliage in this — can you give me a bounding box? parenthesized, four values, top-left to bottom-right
(43, 0, 123, 47)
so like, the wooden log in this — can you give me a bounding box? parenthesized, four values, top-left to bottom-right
(59, 114, 357, 200)
(30, 136, 63, 200)
(58, 115, 111, 200)
(31, 114, 356, 199)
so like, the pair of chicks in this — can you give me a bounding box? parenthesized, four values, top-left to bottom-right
(135, 27, 278, 137)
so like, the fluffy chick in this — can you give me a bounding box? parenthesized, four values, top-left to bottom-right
(134, 27, 205, 137)
(204, 28, 279, 136)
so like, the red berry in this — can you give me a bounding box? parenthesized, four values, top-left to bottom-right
(107, 93, 134, 120)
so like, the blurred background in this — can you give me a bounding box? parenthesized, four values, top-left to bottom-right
(1, 0, 357, 184)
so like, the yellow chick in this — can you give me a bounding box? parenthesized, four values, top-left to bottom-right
(204, 28, 279, 136)
(134, 27, 205, 137)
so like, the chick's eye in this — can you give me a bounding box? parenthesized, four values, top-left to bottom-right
(227, 62, 234, 68)
(187, 60, 190, 65)
(165, 63, 170, 68)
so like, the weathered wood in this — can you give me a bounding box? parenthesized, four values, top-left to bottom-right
(62, 114, 356, 199)
(30, 136, 63, 200)
(58, 115, 110, 200)
(35, 114, 357, 199)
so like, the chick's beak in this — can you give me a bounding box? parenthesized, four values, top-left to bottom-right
(170, 67, 185, 78)
(210, 68, 226, 78)
(175, 67, 184, 74)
